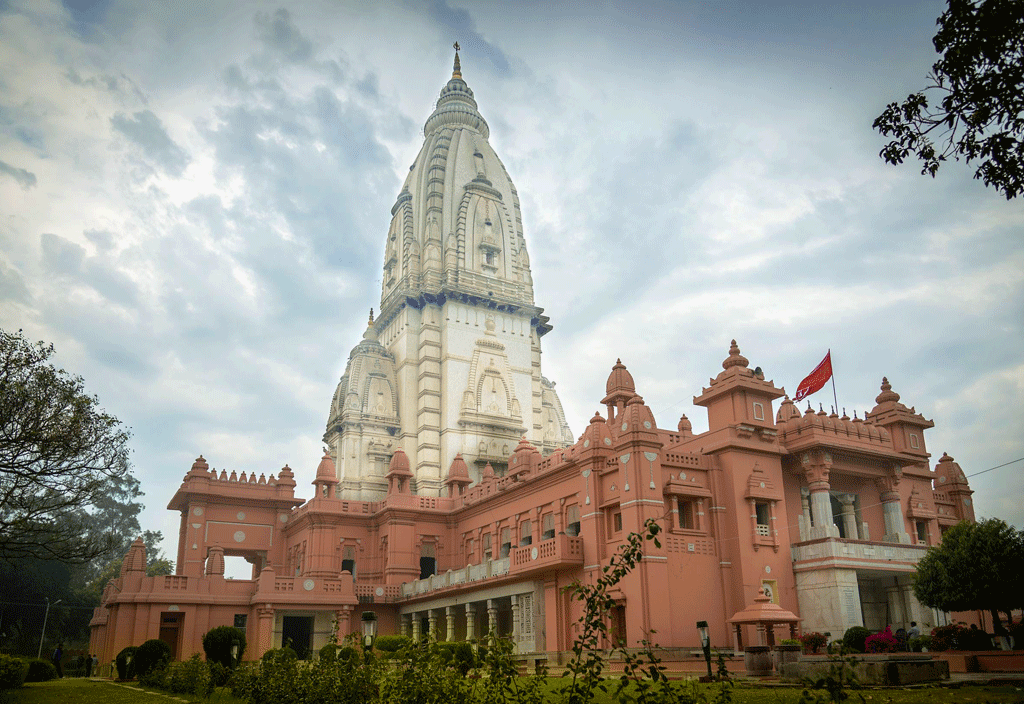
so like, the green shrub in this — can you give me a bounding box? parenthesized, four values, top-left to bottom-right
(202, 625, 246, 669)
(842, 626, 872, 653)
(166, 654, 212, 696)
(261, 646, 297, 664)
(779, 639, 801, 646)
(208, 661, 231, 688)
(115, 646, 138, 680)
(0, 654, 27, 690)
(22, 658, 56, 682)
(318, 643, 337, 662)
(138, 664, 168, 689)
(374, 634, 411, 653)
(337, 646, 359, 666)
(909, 634, 933, 652)
(135, 638, 171, 677)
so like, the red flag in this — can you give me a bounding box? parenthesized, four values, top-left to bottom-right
(794, 351, 833, 401)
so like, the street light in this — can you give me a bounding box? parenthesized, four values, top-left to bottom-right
(696, 620, 713, 681)
(361, 611, 378, 652)
(231, 642, 240, 667)
(37, 598, 62, 660)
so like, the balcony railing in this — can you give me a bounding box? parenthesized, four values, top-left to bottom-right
(401, 557, 511, 597)
(791, 537, 929, 572)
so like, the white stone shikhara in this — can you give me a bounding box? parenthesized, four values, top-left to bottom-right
(325, 54, 573, 500)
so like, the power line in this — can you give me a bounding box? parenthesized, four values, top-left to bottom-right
(966, 456, 1023, 478)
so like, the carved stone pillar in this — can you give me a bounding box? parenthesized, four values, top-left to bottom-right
(802, 452, 837, 539)
(799, 489, 811, 540)
(257, 605, 275, 654)
(401, 613, 411, 637)
(335, 606, 352, 643)
(486, 599, 498, 640)
(876, 469, 910, 544)
(428, 609, 439, 638)
(465, 603, 477, 643)
(838, 494, 859, 539)
(511, 595, 521, 642)
(411, 612, 421, 641)
(446, 605, 456, 641)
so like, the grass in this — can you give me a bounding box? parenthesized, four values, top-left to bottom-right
(4, 679, 242, 704)
(5, 677, 1023, 704)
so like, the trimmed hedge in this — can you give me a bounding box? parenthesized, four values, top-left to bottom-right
(23, 658, 57, 682)
(135, 639, 172, 677)
(116, 646, 138, 681)
(202, 625, 247, 669)
(374, 634, 411, 653)
(842, 626, 872, 653)
(0, 654, 27, 690)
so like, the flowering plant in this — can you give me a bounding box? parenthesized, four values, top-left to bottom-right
(865, 626, 900, 653)
(799, 631, 828, 654)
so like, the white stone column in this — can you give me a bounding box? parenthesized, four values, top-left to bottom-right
(465, 603, 477, 643)
(803, 454, 838, 539)
(401, 614, 411, 637)
(486, 599, 498, 641)
(511, 595, 521, 643)
(411, 612, 421, 641)
(839, 494, 859, 539)
(428, 609, 439, 639)
(446, 606, 456, 641)
(876, 474, 911, 544)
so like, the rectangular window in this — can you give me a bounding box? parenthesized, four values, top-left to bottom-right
(234, 614, 247, 630)
(482, 532, 492, 561)
(677, 498, 695, 530)
(909, 433, 920, 449)
(916, 520, 928, 544)
(565, 505, 581, 537)
(500, 527, 511, 558)
(542, 513, 555, 540)
(342, 546, 356, 579)
(753, 401, 765, 421)
(755, 502, 771, 536)
(611, 510, 623, 533)
(420, 542, 436, 579)
(520, 519, 533, 546)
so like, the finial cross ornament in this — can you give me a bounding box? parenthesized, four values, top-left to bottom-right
(453, 41, 460, 52)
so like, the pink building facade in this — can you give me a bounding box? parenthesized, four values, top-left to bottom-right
(89, 54, 977, 665)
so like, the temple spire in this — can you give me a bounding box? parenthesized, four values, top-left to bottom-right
(452, 41, 462, 78)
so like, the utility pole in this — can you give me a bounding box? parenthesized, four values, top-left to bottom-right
(37, 597, 62, 660)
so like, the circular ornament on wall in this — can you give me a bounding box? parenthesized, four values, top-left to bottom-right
(233, 531, 246, 543)
(583, 439, 590, 448)
(621, 422, 628, 432)
(764, 565, 772, 574)
(279, 514, 289, 523)
(604, 437, 612, 445)
(237, 512, 246, 521)
(531, 547, 538, 561)
(643, 421, 652, 429)
(193, 507, 204, 516)
(303, 579, 315, 591)
(375, 587, 384, 597)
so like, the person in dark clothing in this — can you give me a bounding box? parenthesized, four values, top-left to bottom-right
(84, 653, 93, 678)
(51, 643, 63, 678)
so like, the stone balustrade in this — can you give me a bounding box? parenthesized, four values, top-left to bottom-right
(791, 537, 929, 573)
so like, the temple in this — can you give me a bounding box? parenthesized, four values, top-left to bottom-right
(89, 51, 977, 664)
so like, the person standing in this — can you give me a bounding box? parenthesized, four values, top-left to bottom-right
(91, 654, 99, 678)
(908, 622, 921, 651)
(84, 653, 93, 678)
(51, 643, 63, 678)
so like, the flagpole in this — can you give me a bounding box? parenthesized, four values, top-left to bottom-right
(829, 348, 838, 413)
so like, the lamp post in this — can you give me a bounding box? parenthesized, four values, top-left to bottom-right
(36, 598, 62, 660)
(361, 611, 378, 654)
(231, 643, 240, 668)
(696, 620, 713, 682)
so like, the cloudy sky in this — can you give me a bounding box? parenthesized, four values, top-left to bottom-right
(1, 0, 1022, 569)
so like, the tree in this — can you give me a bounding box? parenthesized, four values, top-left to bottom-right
(0, 329, 132, 563)
(913, 518, 1024, 637)
(81, 530, 173, 603)
(873, 0, 1024, 199)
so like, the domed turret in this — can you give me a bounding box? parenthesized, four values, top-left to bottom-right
(602, 359, 637, 420)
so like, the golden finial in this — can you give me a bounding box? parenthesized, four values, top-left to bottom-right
(368, 308, 374, 325)
(452, 41, 462, 78)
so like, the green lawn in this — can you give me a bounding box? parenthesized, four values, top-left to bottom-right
(6, 678, 1023, 704)
(5, 679, 241, 704)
